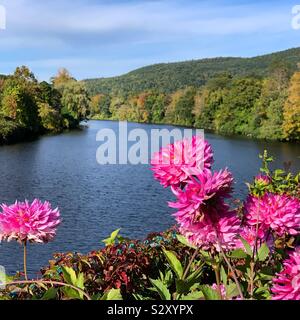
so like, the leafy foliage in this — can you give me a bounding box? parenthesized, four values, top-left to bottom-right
(84, 47, 300, 96)
(0, 67, 90, 144)
(87, 59, 299, 141)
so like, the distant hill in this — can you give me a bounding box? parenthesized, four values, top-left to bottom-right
(84, 47, 300, 96)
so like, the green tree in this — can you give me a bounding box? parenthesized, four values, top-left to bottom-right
(51, 68, 75, 89)
(173, 87, 196, 126)
(38, 102, 62, 132)
(194, 88, 225, 130)
(214, 78, 262, 136)
(61, 81, 90, 121)
(283, 71, 300, 140)
(0, 66, 40, 131)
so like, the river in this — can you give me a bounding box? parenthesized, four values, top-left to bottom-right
(0, 120, 299, 276)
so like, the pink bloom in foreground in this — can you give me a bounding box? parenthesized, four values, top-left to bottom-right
(0, 199, 61, 243)
(245, 193, 300, 237)
(211, 283, 227, 298)
(169, 168, 238, 251)
(234, 225, 274, 251)
(272, 248, 300, 300)
(151, 136, 213, 188)
(178, 202, 241, 251)
(169, 169, 234, 228)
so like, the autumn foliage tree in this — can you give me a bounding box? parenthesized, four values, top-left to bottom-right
(283, 71, 300, 140)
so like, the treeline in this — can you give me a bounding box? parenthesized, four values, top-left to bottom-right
(1, 59, 299, 144)
(90, 63, 300, 141)
(0, 67, 90, 144)
(84, 47, 300, 96)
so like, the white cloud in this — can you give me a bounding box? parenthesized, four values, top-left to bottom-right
(0, 0, 291, 45)
(0, 0, 295, 79)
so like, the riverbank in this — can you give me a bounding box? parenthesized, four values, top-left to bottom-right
(89, 116, 297, 143)
(0, 119, 83, 146)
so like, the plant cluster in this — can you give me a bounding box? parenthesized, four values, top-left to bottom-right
(0, 138, 299, 300)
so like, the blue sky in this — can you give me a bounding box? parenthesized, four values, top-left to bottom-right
(0, 0, 299, 81)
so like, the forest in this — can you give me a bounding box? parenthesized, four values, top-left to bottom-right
(88, 61, 300, 141)
(0, 67, 89, 144)
(84, 47, 300, 95)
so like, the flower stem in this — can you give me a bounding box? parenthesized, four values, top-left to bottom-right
(23, 241, 28, 281)
(219, 245, 244, 300)
(250, 199, 261, 299)
(6, 280, 92, 300)
(177, 248, 199, 301)
(249, 261, 255, 299)
(213, 263, 223, 300)
(182, 248, 199, 280)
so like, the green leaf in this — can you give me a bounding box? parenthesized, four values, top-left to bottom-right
(220, 266, 227, 284)
(76, 272, 85, 290)
(149, 278, 171, 300)
(180, 291, 204, 300)
(62, 287, 81, 300)
(42, 288, 58, 300)
(228, 249, 248, 259)
(201, 285, 221, 300)
(61, 266, 77, 286)
(101, 288, 123, 300)
(75, 272, 85, 299)
(186, 267, 203, 284)
(257, 243, 270, 262)
(239, 236, 253, 256)
(133, 293, 154, 300)
(92, 293, 103, 300)
(163, 250, 183, 279)
(226, 283, 239, 299)
(176, 235, 197, 249)
(102, 228, 121, 246)
(199, 250, 212, 264)
(258, 266, 274, 281)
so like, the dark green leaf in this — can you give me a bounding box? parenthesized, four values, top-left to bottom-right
(150, 278, 171, 300)
(163, 250, 183, 279)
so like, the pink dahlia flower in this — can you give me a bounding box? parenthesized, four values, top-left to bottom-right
(245, 193, 300, 237)
(177, 202, 241, 251)
(272, 247, 300, 300)
(234, 225, 273, 251)
(169, 168, 234, 228)
(151, 136, 213, 188)
(169, 168, 238, 251)
(0, 199, 61, 243)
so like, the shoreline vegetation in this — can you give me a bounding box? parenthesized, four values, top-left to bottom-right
(0, 67, 89, 145)
(83, 47, 300, 142)
(87, 62, 300, 142)
(1, 50, 300, 146)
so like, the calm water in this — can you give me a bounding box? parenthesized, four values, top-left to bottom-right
(0, 120, 299, 276)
